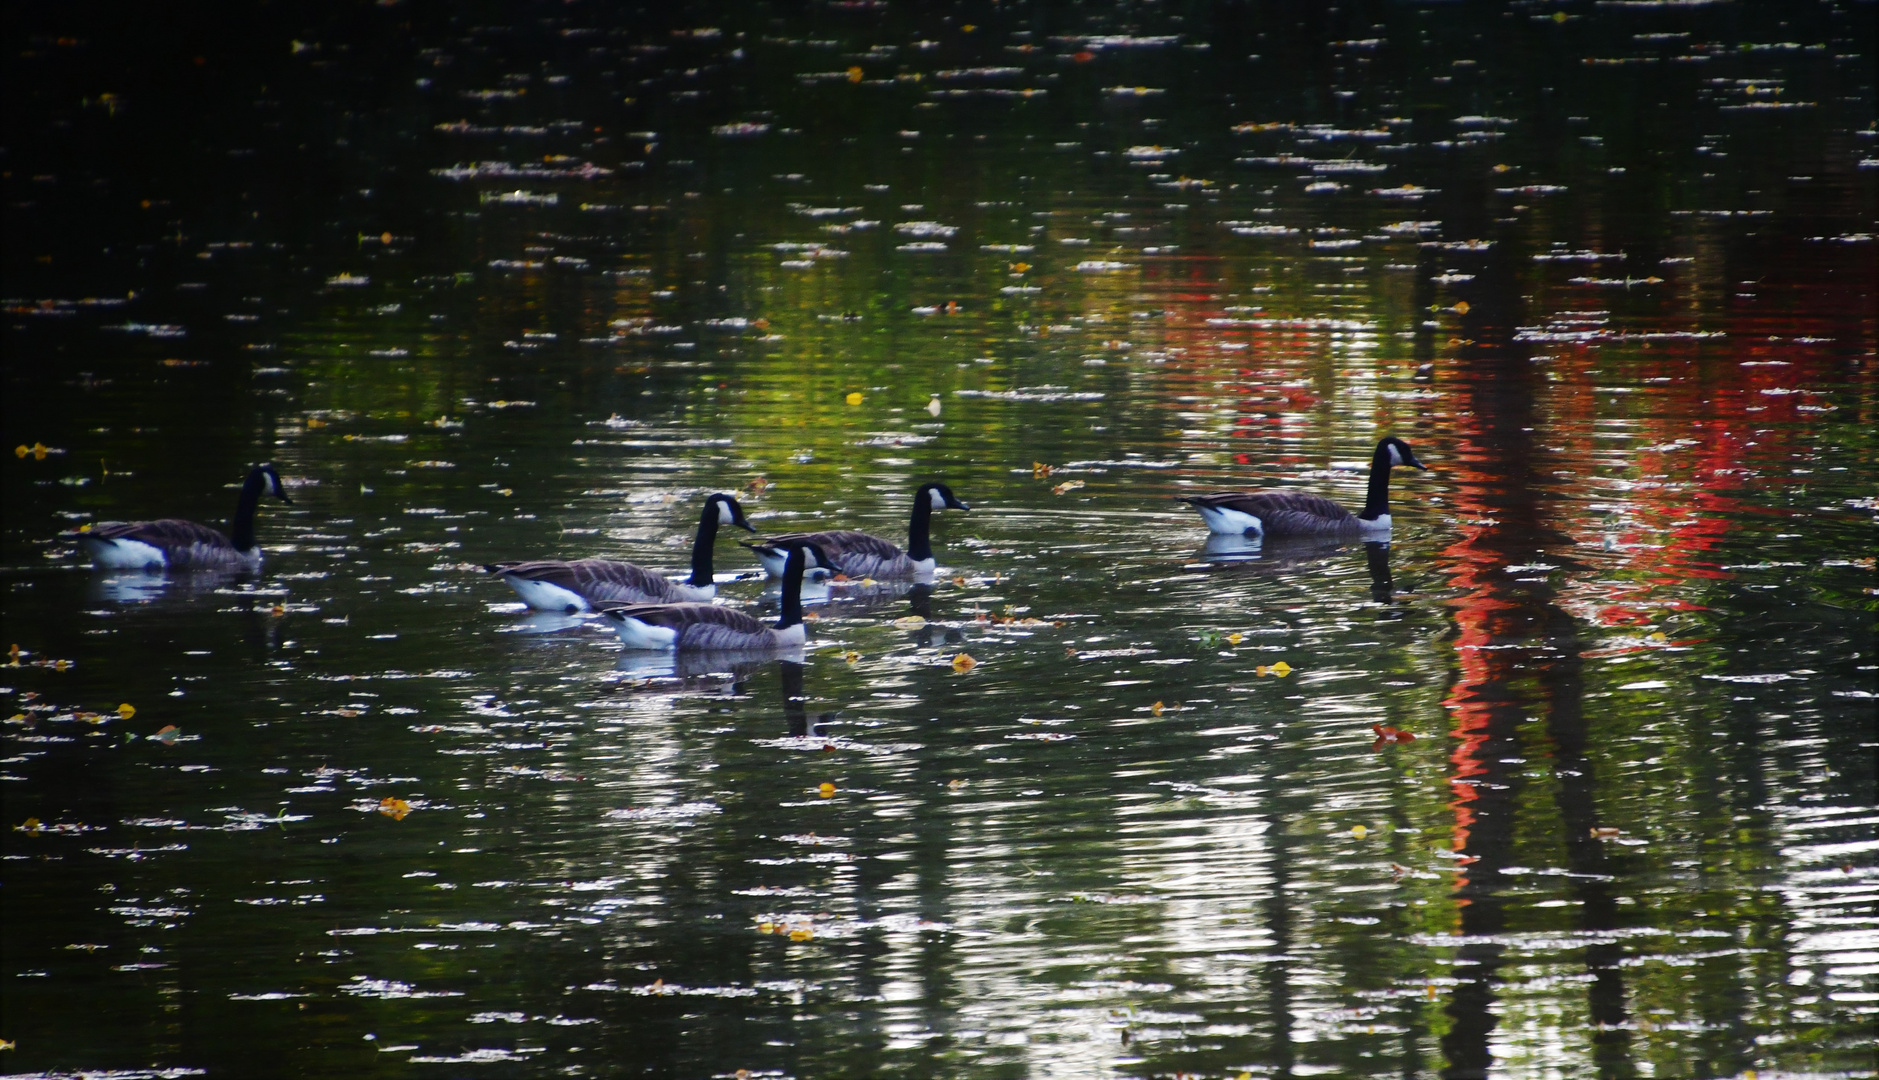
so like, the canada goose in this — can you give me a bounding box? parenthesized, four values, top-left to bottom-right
(744, 482, 969, 580)
(76, 463, 293, 571)
(1179, 437, 1427, 537)
(486, 493, 756, 612)
(596, 541, 829, 651)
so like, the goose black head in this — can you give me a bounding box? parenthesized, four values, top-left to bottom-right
(773, 538, 834, 572)
(1378, 438, 1427, 471)
(257, 463, 293, 503)
(920, 482, 970, 512)
(707, 492, 757, 532)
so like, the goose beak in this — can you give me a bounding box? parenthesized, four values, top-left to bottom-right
(737, 519, 758, 533)
(952, 499, 971, 512)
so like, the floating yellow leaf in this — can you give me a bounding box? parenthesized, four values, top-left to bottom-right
(1647, 631, 1667, 643)
(847, 66, 863, 83)
(1011, 261, 1031, 274)
(1226, 632, 1243, 645)
(1052, 479, 1085, 495)
(789, 928, 814, 941)
(1351, 824, 1369, 839)
(1150, 701, 1164, 716)
(378, 797, 412, 820)
(952, 652, 978, 672)
(12, 446, 26, 459)
(757, 921, 776, 934)
(1590, 826, 1622, 839)
(306, 418, 327, 429)
(271, 604, 286, 616)
(947, 779, 966, 791)
(1270, 660, 1292, 677)
(843, 651, 861, 664)
(892, 615, 927, 630)
(1033, 461, 1053, 477)
(818, 782, 836, 798)
(117, 703, 136, 719)
(18, 818, 42, 834)
(844, 391, 863, 405)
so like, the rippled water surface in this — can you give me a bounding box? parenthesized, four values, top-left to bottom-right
(4, 3, 1876, 1078)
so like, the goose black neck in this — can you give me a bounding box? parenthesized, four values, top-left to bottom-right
(688, 500, 721, 586)
(776, 548, 807, 630)
(229, 468, 267, 551)
(1359, 449, 1394, 521)
(907, 497, 935, 561)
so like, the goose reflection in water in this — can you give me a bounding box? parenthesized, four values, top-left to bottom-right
(88, 568, 253, 605)
(613, 643, 806, 686)
(779, 659, 838, 739)
(1187, 534, 1400, 604)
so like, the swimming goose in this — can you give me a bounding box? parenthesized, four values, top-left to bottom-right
(485, 493, 756, 612)
(596, 541, 829, 651)
(744, 481, 969, 580)
(77, 463, 293, 571)
(1180, 437, 1427, 537)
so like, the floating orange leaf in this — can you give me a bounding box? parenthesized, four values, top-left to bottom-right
(378, 797, 412, 820)
(1033, 461, 1053, 477)
(846, 66, 863, 83)
(1452, 300, 1471, 315)
(1150, 701, 1164, 716)
(817, 782, 836, 798)
(951, 652, 978, 672)
(1052, 479, 1085, 495)
(1371, 724, 1415, 748)
(18, 818, 43, 834)
(116, 703, 136, 719)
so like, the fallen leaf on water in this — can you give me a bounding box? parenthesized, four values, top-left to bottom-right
(818, 782, 836, 798)
(789, 928, 814, 941)
(1371, 724, 1415, 747)
(1647, 631, 1667, 643)
(951, 575, 966, 586)
(892, 615, 927, 630)
(117, 703, 136, 719)
(947, 779, 966, 790)
(378, 797, 412, 821)
(271, 604, 286, 617)
(926, 396, 942, 417)
(842, 651, 860, 664)
(152, 725, 181, 744)
(305, 418, 327, 429)
(18, 818, 43, 834)
(1589, 826, 1622, 839)
(1052, 479, 1085, 495)
(1351, 824, 1369, 839)
(1033, 461, 1054, 477)
(1226, 632, 1243, 645)
(745, 475, 769, 494)
(844, 391, 863, 405)
(1452, 300, 1471, 315)
(952, 652, 978, 672)
(847, 65, 863, 82)
(1270, 660, 1292, 677)
(1150, 701, 1164, 716)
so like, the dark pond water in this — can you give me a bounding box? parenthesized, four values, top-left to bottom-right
(4, 2, 1875, 1078)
